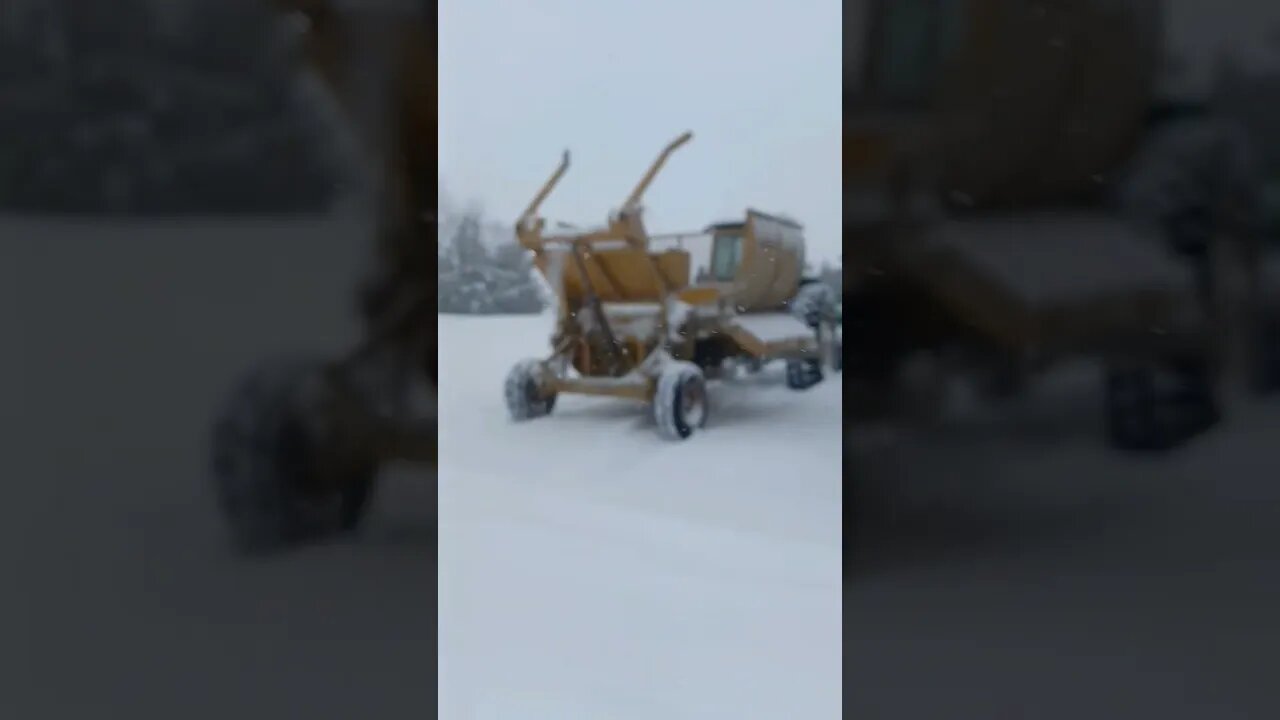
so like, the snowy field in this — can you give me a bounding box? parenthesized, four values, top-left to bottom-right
(0, 215, 839, 718)
(13, 212, 1280, 717)
(437, 313, 842, 719)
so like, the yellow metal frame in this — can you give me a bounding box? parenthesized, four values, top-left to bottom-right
(515, 133, 699, 400)
(514, 132, 823, 405)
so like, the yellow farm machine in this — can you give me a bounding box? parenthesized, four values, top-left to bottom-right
(504, 132, 841, 440)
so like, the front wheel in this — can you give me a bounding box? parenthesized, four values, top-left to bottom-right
(654, 361, 709, 441)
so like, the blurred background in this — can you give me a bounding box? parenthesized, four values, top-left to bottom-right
(849, 2, 1280, 718)
(0, 0, 347, 213)
(0, 1, 433, 717)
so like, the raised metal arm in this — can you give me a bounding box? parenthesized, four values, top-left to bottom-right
(620, 131, 693, 214)
(518, 150, 571, 229)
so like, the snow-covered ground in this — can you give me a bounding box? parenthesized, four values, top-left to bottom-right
(13, 212, 1280, 718)
(437, 313, 842, 719)
(0, 214, 838, 718)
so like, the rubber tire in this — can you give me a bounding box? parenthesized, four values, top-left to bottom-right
(209, 358, 377, 555)
(505, 359, 556, 421)
(1104, 359, 1221, 453)
(786, 357, 824, 390)
(654, 361, 709, 441)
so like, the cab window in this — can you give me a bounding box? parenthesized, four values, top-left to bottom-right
(710, 234, 743, 281)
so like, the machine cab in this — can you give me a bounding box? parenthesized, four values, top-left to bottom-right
(694, 211, 805, 313)
(706, 221, 746, 282)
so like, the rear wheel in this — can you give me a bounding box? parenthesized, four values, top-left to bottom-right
(786, 357, 824, 390)
(654, 361, 709, 441)
(505, 359, 557, 421)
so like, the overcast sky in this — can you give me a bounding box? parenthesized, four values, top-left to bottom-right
(438, 0, 842, 265)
